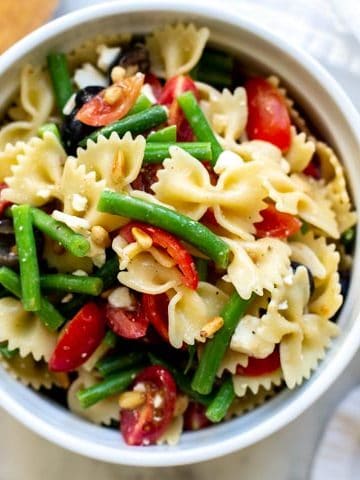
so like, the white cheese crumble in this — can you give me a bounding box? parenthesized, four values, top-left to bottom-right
(108, 286, 134, 309)
(72, 269, 88, 277)
(134, 382, 146, 393)
(74, 63, 108, 89)
(52, 210, 90, 233)
(141, 83, 157, 104)
(153, 393, 164, 409)
(62, 93, 76, 116)
(71, 193, 88, 213)
(96, 44, 121, 72)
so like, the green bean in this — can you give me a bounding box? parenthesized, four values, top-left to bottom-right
(205, 377, 235, 422)
(192, 292, 253, 394)
(0, 267, 65, 330)
(0, 342, 18, 359)
(12, 205, 41, 311)
(194, 68, 233, 88)
(191, 49, 234, 88)
(195, 258, 208, 282)
(40, 274, 103, 296)
(201, 49, 234, 73)
(148, 352, 214, 406)
(77, 366, 143, 408)
(30, 208, 90, 257)
(178, 91, 223, 164)
(95, 251, 119, 290)
(97, 351, 146, 377)
(103, 330, 118, 348)
(128, 94, 152, 115)
(38, 123, 61, 140)
(147, 125, 177, 143)
(47, 53, 73, 113)
(341, 226, 356, 250)
(80, 105, 168, 146)
(143, 142, 212, 163)
(97, 191, 230, 268)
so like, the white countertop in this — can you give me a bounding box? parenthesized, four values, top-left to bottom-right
(1, 1, 359, 479)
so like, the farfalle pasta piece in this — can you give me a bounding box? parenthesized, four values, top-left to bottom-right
(152, 147, 210, 219)
(168, 282, 229, 349)
(2, 132, 65, 206)
(67, 371, 118, 425)
(0, 65, 54, 149)
(232, 369, 283, 397)
(118, 251, 182, 295)
(0, 353, 68, 390)
(0, 297, 57, 362)
(218, 350, 248, 376)
(235, 140, 287, 169)
(147, 23, 209, 78)
(0, 141, 26, 182)
(223, 237, 291, 300)
(157, 415, 184, 446)
(258, 266, 340, 388)
(286, 126, 315, 173)
(76, 132, 145, 191)
(43, 237, 93, 274)
(316, 141, 356, 233)
(230, 315, 275, 359)
(226, 387, 276, 418)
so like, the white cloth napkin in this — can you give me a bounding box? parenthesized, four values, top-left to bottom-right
(311, 387, 360, 480)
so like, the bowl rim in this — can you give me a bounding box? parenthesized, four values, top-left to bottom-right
(0, 0, 360, 466)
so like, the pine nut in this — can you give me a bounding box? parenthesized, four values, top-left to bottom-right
(200, 316, 224, 339)
(119, 391, 146, 410)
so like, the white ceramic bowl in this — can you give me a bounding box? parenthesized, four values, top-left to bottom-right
(0, 0, 359, 467)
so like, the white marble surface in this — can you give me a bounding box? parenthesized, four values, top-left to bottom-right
(1, 1, 360, 479)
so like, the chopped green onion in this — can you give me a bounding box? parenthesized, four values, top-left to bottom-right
(47, 52, 73, 113)
(143, 142, 212, 163)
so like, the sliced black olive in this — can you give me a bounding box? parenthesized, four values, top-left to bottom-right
(291, 261, 315, 295)
(61, 86, 104, 155)
(109, 42, 150, 75)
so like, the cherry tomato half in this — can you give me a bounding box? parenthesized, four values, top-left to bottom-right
(245, 77, 291, 151)
(236, 348, 281, 376)
(120, 365, 177, 446)
(76, 73, 144, 127)
(120, 222, 199, 290)
(49, 302, 106, 372)
(158, 75, 198, 141)
(105, 302, 149, 339)
(255, 204, 302, 239)
(142, 293, 169, 342)
(183, 402, 212, 431)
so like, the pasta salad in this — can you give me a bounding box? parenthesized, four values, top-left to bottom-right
(0, 23, 356, 446)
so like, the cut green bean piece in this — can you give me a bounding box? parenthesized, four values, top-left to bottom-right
(192, 292, 253, 395)
(147, 125, 177, 143)
(77, 366, 143, 408)
(341, 226, 356, 249)
(40, 274, 103, 296)
(201, 49, 234, 73)
(47, 52, 73, 113)
(12, 205, 41, 311)
(0, 342, 18, 359)
(38, 123, 61, 140)
(195, 258, 208, 282)
(98, 191, 230, 268)
(178, 91, 223, 164)
(31, 208, 90, 257)
(97, 351, 146, 377)
(128, 94, 152, 115)
(143, 142, 212, 163)
(95, 251, 119, 290)
(103, 330, 118, 348)
(80, 105, 168, 146)
(195, 68, 232, 88)
(205, 377, 235, 422)
(148, 352, 214, 406)
(0, 267, 65, 330)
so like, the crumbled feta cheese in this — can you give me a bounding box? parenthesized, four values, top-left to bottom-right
(134, 382, 146, 393)
(278, 300, 288, 311)
(141, 84, 156, 104)
(62, 93, 76, 116)
(74, 63, 108, 89)
(96, 44, 121, 72)
(214, 150, 244, 174)
(71, 193, 88, 212)
(108, 286, 134, 309)
(153, 393, 164, 409)
(52, 210, 90, 233)
(72, 269, 88, 277)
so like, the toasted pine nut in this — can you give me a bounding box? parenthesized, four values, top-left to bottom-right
(112, 150, 125, 184)
(104, 84, 123, 105)
(131, 227, 153, 249)
(111, 66, 126, 83)
(91, 225, 111, 248)
(200, 316, 224, 339)
(174, 395, 189, 417)
(100, 288, 113, 299)
(119, 391, 146, 410)
(149, 247, 176, 268)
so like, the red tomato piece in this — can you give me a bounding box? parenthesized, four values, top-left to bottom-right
(49, 303, 106, 372)
(120, 222, 199, 290)
(76, 73, 144, 127)
(245, 77, 291, 151)
(183, 402, 212, 431)
(131, 164, 162, 193)
(144, 73, 163, 101)
(303, 161, 321, 179)
(236, 348, 281, 376)
(158, 75, 198, 141)
(142, 293, 169, 342)
(105, 302, 149, 339)
(120, 365, 177, 446)
(0, 183, 12, 217)
(255, 204, 302, 239)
